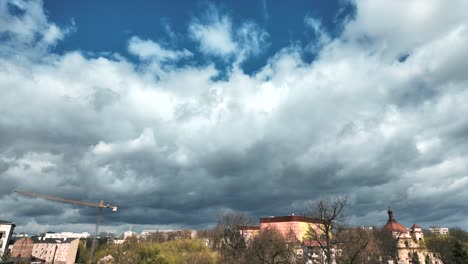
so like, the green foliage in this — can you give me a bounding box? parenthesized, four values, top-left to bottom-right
(76, 240, 90, 263)
(452, 239, 468, 264)
(426, 229, 468, 264)
(450, 228, 468, 243)
(93, 238, 217, 264)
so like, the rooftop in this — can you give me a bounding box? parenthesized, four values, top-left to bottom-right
(0, 220, 15, 226)
(239, 225, 260, 230)
(260, 215, 322, 224)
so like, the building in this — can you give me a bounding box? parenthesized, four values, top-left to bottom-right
(44, 232, 90, 239)
(238, 226, 260, 242)
(239, 215, 326, 263)
(383, 208, 440, 264)
(11, 237, 34, 259)
(259, 215, 322, 242)
(141, 229, 194, 241)
(10, 237, 79, 264)
(0, 220, 15, 260)
(31, 237, 79, 264)
(428, 226, 449, 236)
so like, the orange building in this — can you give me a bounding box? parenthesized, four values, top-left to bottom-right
(259, 215, 322, 242)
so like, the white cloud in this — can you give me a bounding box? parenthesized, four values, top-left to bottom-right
(0, 0, 67, 50)
(92, 128, 156, 155)
(345, 0, 468, 58)
(128, 36, 192, 62)
(189, 6, 268, 61)
(189, 13, 237, 56)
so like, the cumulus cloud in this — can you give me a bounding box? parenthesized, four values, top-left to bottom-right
(0, 0, 74, 58)
(128, 36, 192, 62)
(189, 5, 269, 62)
(1, 0, 468, 234)
(189, 7, 237, 56)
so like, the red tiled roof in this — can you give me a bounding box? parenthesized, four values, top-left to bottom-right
(384, 220, 408, 233)
(383, 209, 408, 233)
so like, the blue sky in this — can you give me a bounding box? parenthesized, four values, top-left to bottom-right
(1, 0, 468, 234)
(44, 0, 352, 73)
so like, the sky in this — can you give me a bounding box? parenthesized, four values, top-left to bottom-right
(1, 0, 468, 235)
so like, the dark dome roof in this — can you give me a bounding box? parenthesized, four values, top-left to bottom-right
(383, 208, 408, 233)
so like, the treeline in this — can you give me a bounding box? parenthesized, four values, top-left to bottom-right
(87, 222, 468, 264)
(88, 238, 217, 264)
(425, 227, 468, 264)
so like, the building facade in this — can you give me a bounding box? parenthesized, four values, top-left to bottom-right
(11, 237, 35, 259)
(10, 237, 79, 264)
(32, 237, 79, 264)
(0, 220, 15, 260)
(259, 215, 322, 242)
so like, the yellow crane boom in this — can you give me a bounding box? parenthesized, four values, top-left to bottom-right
(14, 190, 117, 211)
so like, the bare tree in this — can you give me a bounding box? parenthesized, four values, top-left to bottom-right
(215, 213, 250, 264)
(306, 196, 347, 264)
(374, 229, 400, 263)
(247, 227, 296, 264)
(335, 227, 373, 264)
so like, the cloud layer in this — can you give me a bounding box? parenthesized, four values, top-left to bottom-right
(1, 0, 468, 233)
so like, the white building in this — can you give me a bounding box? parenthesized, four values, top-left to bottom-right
(0, 220, 15, 260)
(44, 231, 90, 239)
(428, 226, 449, 236)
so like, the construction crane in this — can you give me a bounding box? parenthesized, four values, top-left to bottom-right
(15, 190, 117, 263)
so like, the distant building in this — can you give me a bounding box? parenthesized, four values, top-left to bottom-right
(238, 226, 260, 242)
(0, 220, 15, 259)
(428, 226, 449, 236)
(123, 231, 137, 240)
(12, 233, 29, 238)
(140, 229, 194, 241)
(44, 232, 90, 239)
(383, 208, 441, 264)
